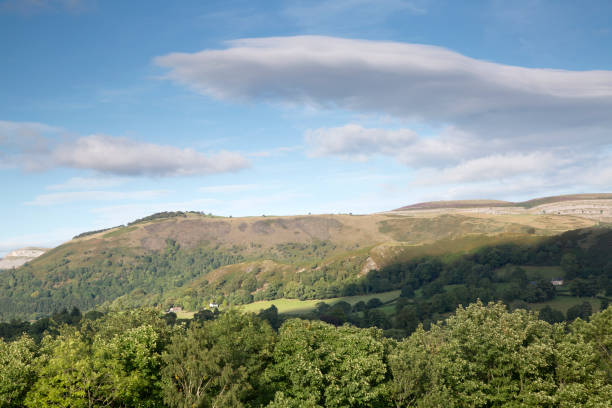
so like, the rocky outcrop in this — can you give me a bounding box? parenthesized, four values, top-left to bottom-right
(392, 199, 612, 222)
(0, 247, 47, 270)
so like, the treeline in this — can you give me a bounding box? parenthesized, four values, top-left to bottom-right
(73, 226, 119, 239)
(0, 307, 86, 343)
(128, 211, 214, 225)
(1, 302, 610, 407)
(305, 295, 600, 340)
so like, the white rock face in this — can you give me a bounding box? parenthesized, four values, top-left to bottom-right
(392, 200, 612, 222)
(0, 247, 47, 270)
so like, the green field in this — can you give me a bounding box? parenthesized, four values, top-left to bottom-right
(526, 296, 603, 313)
(174, 310, 196, 319)
(240, 290, 401, 315)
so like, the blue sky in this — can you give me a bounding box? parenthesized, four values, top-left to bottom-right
(1, 0, 612, 255)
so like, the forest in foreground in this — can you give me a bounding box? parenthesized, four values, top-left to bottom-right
(1, 301, 611, 407)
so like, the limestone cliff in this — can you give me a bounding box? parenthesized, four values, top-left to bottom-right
(0, 247, 47, 270)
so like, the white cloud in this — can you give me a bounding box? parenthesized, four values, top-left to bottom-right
(0, 121, 250, 177)
(53, 134, 250, 176)
(26, 190, 170, 206)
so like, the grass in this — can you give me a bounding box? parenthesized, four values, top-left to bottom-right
(102, 226, 138, 238)
(525, 296, 602, 313)
(175, 310, 196, 319)
(240, 290, 401, 315)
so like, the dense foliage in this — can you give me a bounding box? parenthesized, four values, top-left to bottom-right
(0, 240, 245, 320)
(0, 302, 610, 407)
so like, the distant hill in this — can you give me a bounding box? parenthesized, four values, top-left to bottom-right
(394, 193, 612, 221)
(395, 199, 513, 210)
(0, 205, 599, 320)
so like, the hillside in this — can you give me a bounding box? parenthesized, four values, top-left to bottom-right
(0, 205, 599, 320)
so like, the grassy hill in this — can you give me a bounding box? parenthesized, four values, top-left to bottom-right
(0, 205, 601, 320)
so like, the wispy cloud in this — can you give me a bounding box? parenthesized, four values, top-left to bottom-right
(0, 121, 251, 177)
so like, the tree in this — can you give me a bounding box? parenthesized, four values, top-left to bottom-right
(567, 301, 593, 321)
(25, 309, 172, 407)
(266, 319, 391, 407)
(352, 301, 366, 313)
(258, 305, 281, 330)
(390, 301, 559, 406)
(400, 285, 415, 299)
(569, 279, 598, 297)
(0, 335, 37, 407)
(193, 309, 216, 323)
(161, 311, 275, 408)
(363, 309, 391, 330)
(366, 298, 383, 309)
(25, 328, 113, 408)
(538, 306, 565, 324)
(554, 306, 612, 405)
(394, 305, 419, 335)
(561, 253, 580, 279)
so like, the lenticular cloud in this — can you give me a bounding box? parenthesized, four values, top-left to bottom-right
(155, 35, 612, 146)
